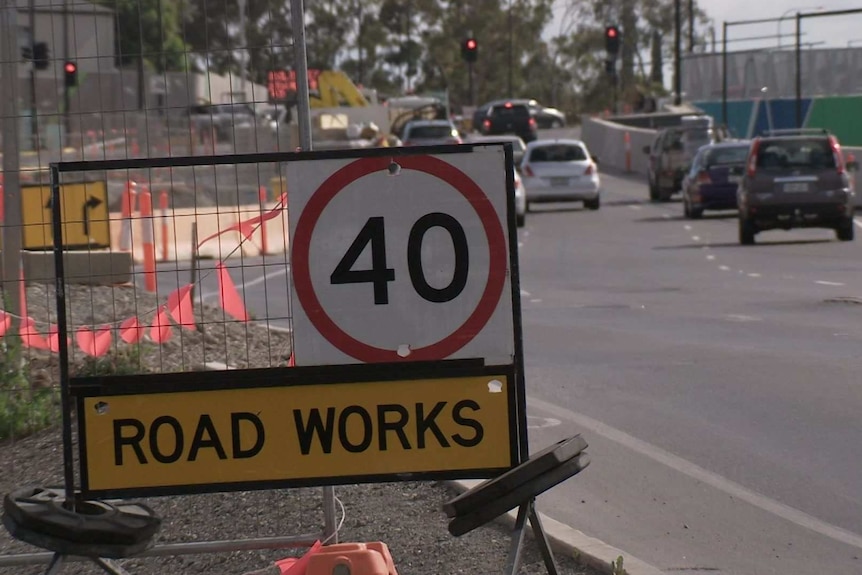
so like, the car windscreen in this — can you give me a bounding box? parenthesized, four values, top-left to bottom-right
(529, 144, 587, 162)
(705, 146, 749, 166)
(756, 138, 835, 170)
(408, 125, 454, 139)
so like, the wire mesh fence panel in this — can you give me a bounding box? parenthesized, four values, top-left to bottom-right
(0, 1, 339, 572)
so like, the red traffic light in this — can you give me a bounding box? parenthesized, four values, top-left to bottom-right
(606, 28, 617, 38)
(466, 39, 477, 50)
(64, 61, 77, 74)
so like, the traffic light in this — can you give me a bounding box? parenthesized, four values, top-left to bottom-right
(64, 61, 78, 88)
(33, 42, 49, 70)
(461, 37, 478, 63)
(605, 26, 621, 58)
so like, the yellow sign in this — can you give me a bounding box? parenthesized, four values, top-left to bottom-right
(79, 373, 514, 494)
(20, 181, 110, 250)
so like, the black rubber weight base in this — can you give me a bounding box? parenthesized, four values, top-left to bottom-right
(3, 514, 155, 559)
(448, 453, 591, 537)
(3, 486, 161, 547)
(443, 435, 588, 519)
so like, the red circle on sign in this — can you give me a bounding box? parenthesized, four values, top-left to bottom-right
(292, 155, 508, 363)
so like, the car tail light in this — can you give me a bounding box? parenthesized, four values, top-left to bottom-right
(483, 119, 491, 130)
(829, 135, 845, 174)
(584, 163, 594, 176)
(529, 117, 537, 129)
(696, 170, 711, 184)
(523, 164, 535, 177)
(747, 139, 760, 177)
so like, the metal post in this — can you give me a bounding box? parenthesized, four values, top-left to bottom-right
(722, 21, 728, 127)
(289, 0, 337, 544)
(674, 0, 682, 105)
(1, 0, 23, 336)
(507, 0, 513, 97)
(63, 0, 71, 135)
(795, 13, 802, 128)
(291, 0, 312, 151)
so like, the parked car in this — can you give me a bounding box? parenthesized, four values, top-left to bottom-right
(519, 139, 600, 210)
(737, 129, 855, 244)
(644, 115, 728, 202)
(190, 102, 258, 140)
(472, 99, 566, 131)
(401, 119, 462, 146)
(477, 102, 537, 143)
(681, 141, 751, 219)
(464, 134, 527, 167)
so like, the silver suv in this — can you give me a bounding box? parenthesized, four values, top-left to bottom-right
(737, 129, 856, 245)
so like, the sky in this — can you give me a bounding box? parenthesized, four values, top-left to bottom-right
(549, 0, 862, 51)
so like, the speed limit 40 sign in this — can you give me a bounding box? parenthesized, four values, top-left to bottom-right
(287, 147, 517, 366)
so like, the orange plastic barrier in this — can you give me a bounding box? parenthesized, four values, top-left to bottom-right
(305, 542, 398, 575)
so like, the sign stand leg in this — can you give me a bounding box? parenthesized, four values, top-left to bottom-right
(40, 554, 132, 575)
(529, 502, 560, 575)
(503, 499, 560, 575)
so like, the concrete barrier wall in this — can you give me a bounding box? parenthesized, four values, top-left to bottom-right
(581, 116, 656, 178)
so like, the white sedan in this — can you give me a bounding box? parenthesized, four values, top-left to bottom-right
(519, 139, 601, 210)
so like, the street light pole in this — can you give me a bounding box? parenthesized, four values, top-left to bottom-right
(508, 0, 513, 97)
(722, 21, 727, 126)
(795, 13, 802, 127)
(674, 0, 681, 105)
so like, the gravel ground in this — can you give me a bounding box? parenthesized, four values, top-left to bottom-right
(1, 285, 605, 575)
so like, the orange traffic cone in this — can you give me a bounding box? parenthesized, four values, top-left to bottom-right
(306, 542, 398, 575)
(138, 185, 157, 292)
(119, 180, 137, 252)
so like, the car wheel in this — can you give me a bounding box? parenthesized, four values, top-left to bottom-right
(525, 201, 532, 213)
(551, 119, 564, 128)
(649, 179, 660, 202)
(690, 206, 703, 219)
(516, 213, 525, 227)
(836, 218, 855, 241)
(683, 198, 691, 218)
(739, 217, 756, 245)
(584, 196, 600, 210)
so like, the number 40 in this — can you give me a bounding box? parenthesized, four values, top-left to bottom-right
(330, 213, 469, 305)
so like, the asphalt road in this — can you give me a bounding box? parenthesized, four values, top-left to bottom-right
(143, 140, 862, 575)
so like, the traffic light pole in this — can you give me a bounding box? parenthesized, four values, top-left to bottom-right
(468, 61, 475, 106)
(28, 0, 38, 150)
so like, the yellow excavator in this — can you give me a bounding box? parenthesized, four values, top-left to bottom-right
(307, 70, 371, 108)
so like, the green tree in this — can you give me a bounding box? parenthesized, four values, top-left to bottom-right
(99, 0, 187, 72)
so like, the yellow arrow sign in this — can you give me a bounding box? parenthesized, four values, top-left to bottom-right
(19, 181, 110, 250)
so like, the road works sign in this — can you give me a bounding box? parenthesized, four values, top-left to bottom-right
(72, 364, 517, 497)
(20, 180, 110, 250)
(287, 147, 516, 366)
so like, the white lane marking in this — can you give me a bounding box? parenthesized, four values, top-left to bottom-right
(719, 265, 731, 271)
(529, 397, 862, 552)
(200, 267, 288, 301)
(726, 314, 761, 322)
(684, 225, 692, 231)
(527, 415, 562, 429)
(530, 298, 543, 303)
(692, 235, 701, 241)
(518, 242, 524, 248)
(854, 218, 862, 229)
(520, 289, 531, 297)
(747, 273, 761, 278)
(662, 213, 671, 219)
(706, 255, 716, 261)
(816, 280, 845, 287)
(628, 205, 642, 211)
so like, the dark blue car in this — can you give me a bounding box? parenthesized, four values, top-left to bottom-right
(682, 141, 752, 219)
